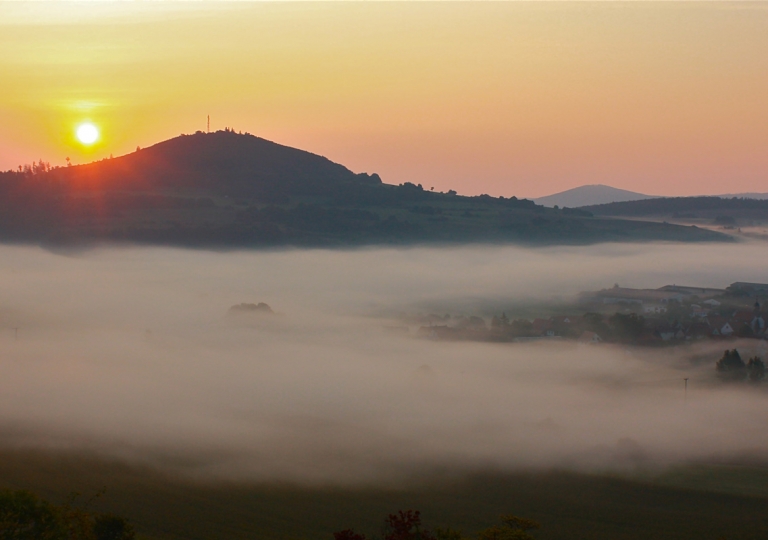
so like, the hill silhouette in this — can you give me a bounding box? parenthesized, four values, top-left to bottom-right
(534, 184, 657, 208)
(55, 130, 382, 201)
(0, 131, 729, 247)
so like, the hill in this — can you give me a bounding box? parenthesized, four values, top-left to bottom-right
(533, 184, 657, 208)
(52, 130, 382, 200)
(583, 196, 768, 225)
(0, 131, 729, 247)
(718, 192, 768, 200)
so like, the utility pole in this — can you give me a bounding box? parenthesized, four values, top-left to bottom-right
(207, 115, 210, 133)
(684, 377, 689, 401)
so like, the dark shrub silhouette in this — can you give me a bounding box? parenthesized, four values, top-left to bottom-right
(716, 349, 746, 380)
(747, 356, 766, 382)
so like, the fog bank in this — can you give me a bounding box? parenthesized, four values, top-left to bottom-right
(0, 242, 767, 484)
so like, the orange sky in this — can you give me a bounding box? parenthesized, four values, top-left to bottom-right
(0, 2, 766, 198)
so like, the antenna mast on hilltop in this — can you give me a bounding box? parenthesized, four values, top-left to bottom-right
(207, 115, 210, 133)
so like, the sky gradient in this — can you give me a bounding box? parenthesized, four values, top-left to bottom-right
(1, 2, 766, 198)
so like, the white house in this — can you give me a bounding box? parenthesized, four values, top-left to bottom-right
(713, 322, 734, 336)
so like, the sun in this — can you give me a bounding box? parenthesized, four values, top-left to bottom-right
(76, 122, 100, 145)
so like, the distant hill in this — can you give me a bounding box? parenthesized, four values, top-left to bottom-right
(534, 185, 657, 208)
(535, 184, 768, 209)
(583, 196, 768, 224)
(0, 131, 729, 247)
(717, 192, 768, 200)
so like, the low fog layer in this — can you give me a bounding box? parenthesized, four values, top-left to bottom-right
(0, 242, 767, 483)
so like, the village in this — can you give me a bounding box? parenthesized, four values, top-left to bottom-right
(411, 281, 768, 346)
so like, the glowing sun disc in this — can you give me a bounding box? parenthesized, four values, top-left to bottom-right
(76, 123, 99, 145)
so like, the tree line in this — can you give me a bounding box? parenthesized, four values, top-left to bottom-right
(716, 349, 765, 381)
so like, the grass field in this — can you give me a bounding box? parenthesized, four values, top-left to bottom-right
(1, 450, 767, 540)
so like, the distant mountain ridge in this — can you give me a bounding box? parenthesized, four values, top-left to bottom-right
(534, 185, 657, 208)
(535, 184, 768, 208)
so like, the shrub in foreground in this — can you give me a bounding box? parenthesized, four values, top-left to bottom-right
(333, 510, 540, 540)
(0, 489, 135, 540)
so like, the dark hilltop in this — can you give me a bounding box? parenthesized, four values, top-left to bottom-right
(0, 130, 729, 247)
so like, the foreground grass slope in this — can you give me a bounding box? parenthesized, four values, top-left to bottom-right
(1, 450, 767, 540)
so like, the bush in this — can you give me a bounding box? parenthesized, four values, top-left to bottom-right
(747, 357, 766, 382)
(716, 349, 746, 380)
(0, 490, 135, 540)
(333, 511, 540, 540)
(0, 490, 63, 540)
(383, 510, 435, 540)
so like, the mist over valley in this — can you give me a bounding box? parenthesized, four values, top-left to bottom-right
(1, 242, 767, 487)
(4, 2, 768, 538)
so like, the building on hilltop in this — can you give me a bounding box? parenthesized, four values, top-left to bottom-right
(728, 282, 768, 297)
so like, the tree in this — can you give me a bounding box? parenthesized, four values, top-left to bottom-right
(333, 530, 367, 540)
(336, 511, 540, 540)
(476, 515, 540, 540)
(609, 313, 645, 342)
(747, 356, 765, 382)
(0, 490, 135, 540)
(738, 323, 754, 338)
(93, 515, 135, 540)
(490, 313, 510, 329)
(433, 528, 464, 540)
(500, 515, 540, 532)
(383, 511, 435, 540)
(583, 313, 611, 339)
(716, 349, 746, 380)
(0, 490, 63, 540)
(510, 319, 533, 337)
